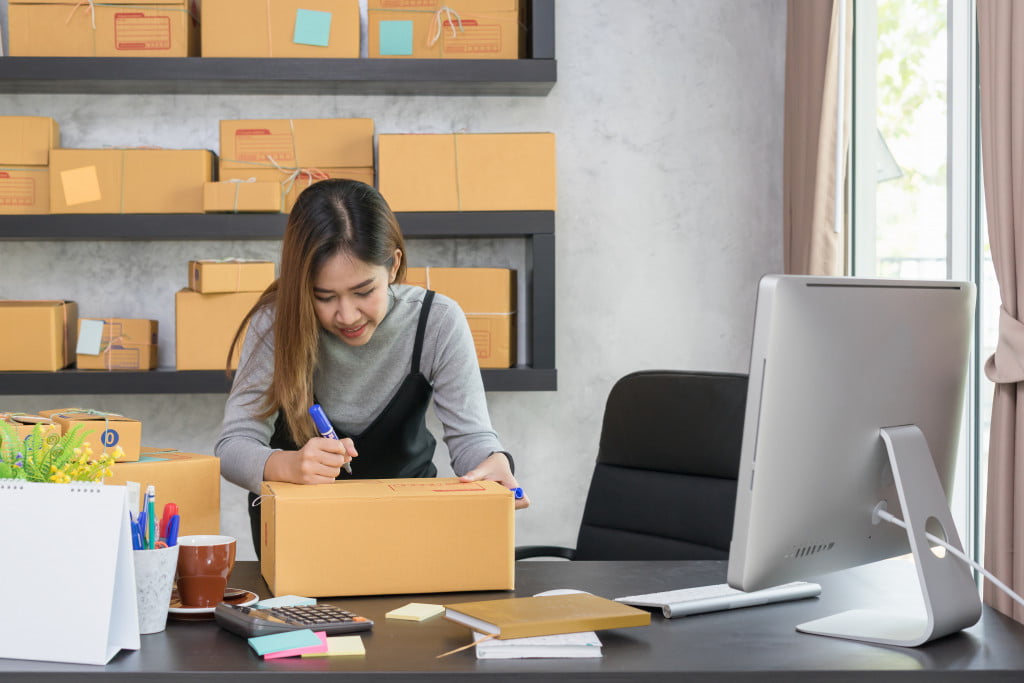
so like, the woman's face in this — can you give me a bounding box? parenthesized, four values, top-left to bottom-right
(312, 249, 401, 347)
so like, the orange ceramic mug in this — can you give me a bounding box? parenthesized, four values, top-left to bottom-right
(175, 535, 237, 608)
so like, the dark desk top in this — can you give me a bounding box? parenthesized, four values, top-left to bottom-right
(2, 559, 1024, 681)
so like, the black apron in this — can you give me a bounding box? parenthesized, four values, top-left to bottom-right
(248, 291, 438, 557)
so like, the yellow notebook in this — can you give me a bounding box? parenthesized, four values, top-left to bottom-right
(443, 593, 650, 640)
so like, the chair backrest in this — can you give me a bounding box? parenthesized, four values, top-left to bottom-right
(573, 370, 748, 561)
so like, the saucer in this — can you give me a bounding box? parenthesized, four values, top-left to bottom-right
(168, 588, 258, 621)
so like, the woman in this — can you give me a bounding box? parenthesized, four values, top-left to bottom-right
(215, 179, 528, 550)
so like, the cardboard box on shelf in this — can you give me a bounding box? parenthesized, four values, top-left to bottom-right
(104, 448, 221, 536)
(175, 289, 262, 370)
(189, 260, 276, 294)
(217, 167, 375, 213)
(38, 408, 142, 462)
(0, 116, 60, 215)
(0, 414, 61, 450)
(75, 318, 158, 371)
(219, 118, 374, 172)
(49, 149, 214, 214)
(260, 478, 514, 597)
(367, 0, 523, 59)
(377, 133, 556, 211)
(405, 267, 516, 368)
(203, 0, 359, 58)
(9, 0, 199, 57)
(203, 181, 284, 213)
(0, 300, 78, 371)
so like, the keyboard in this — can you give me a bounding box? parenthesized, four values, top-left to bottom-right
(614, 581, 821, 618)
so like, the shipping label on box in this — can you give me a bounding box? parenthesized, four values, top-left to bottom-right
(175, 289, 262, 370)
(203, 0, 359, 58)
(0, 168, 50, 215)
(378, 133, 556, 211)
(189, 260, 276, 294)
(38, 408, 142, 462)
(203, 180, 284, 213)
(49, 149, 214, 214)
(0, 301, 78, 371)
(104, 448, 221, 536)
(9, 0, 199, 57)
(368, 0, 522, 59)
(76, 318, 158, 371)
(0, 414, 62, 451)
(219, 118, 374, 171)
(405, 267, 516, 367)
(0, 116, 61, 166)
(260, 478, 514, 597)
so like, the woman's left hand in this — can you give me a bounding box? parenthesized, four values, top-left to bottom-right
(459, 452, 530, 510)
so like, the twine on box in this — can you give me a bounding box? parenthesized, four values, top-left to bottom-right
(54, 408, 125, 456)
(428, 6, 464, 47)
(226, 178, 257, 214)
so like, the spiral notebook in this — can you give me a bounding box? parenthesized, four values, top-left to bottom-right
(0, 480, 140, 665)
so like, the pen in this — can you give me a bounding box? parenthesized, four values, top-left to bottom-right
(145, 485, 156, 550)
(130, 513, 143, 551)
(309, 403, 352, 475)
(510, 487, 524, 500)
(138, 509, 147, 548)
(159, 502, 178, 541)
(165, 514, 180, 547)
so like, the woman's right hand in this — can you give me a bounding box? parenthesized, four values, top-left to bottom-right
(263, 437, 357, 485)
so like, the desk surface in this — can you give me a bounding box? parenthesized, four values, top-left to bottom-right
(3, 559, 1024, 681)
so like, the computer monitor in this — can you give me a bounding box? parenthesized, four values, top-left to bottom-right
(727, 274, 982, 647)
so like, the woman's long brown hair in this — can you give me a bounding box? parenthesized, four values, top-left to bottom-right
(227, 179, 407, 446)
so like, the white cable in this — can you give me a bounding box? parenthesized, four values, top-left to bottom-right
(875, 508, 1024, 611)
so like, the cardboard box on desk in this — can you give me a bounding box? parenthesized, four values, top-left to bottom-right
(104, 448, 221, 536)
(0, 300, 78, 371)
(38, 408, 142, 462)
(259, 478, 514, 597)
(189, 260, 276, 294)
(367, 0, 524, 59)
(0, 414, 61, 450)
(377, 133, 556, 211)
(0, 116, 60, 215)
(49, 149, 214, 214)
(175, 289, 262, 370)
(405, 267, 516, 368)
(9, 0, 199, 57)
(203, 0, 359, 57)
(76, 318, 158, 371)
(203, 181, 284, 213)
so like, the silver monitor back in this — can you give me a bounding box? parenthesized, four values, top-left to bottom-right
(728, 274, 975, 592)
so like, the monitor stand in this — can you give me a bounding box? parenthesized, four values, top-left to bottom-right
(796, 425, 982, 647)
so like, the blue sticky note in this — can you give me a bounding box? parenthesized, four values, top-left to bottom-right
(249, 629, 321, 656)
(256, 595, 317, 609)
(379, 20, 413, 56)
(76, 319, 105, 355)
(293, 9, 332, 47)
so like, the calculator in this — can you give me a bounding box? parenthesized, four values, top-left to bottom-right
(214, 602, 374, 638)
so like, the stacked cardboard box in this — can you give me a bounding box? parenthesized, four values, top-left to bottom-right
(203, 0, 360, 58)
(176, 260, 276, 370)
(377, 132, 556, 211)
(76, 318, 159, 371)
(367, 0, 524, 59)
(218, 118, 375, 212)
(0, 116, 60, 215)
(405, 267, 516, 368)
(0, 414, 61, 450)
(104, 448, 221, 535)
(49, 149, 214, 214)
(39, 408, 143, 462)
(0, 301, 78, 371)
(9, 0, 200, 57)
(203, 180, 284, 213)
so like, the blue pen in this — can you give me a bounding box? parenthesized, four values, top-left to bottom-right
(137, 509, 147, 548)
(145, 485, 157, 550)
(510, 487, 524, 500)
(130, 514, 143, 550)
(165, 514, 181, 547)
(309, 404, 352, 475)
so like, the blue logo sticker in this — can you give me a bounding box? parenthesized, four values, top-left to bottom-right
(101, 429, 119, 447)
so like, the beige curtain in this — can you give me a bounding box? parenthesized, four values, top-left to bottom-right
(783, 0, 851, 276)
(979, 0, 1024, 624)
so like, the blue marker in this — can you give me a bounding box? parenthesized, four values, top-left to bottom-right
(510, 487, 524, 500)
(309, 404, 352, 475)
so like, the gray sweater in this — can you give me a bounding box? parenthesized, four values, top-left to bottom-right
(215, 284, 504, 493)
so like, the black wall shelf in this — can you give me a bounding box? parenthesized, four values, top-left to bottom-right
(0, 367, 556, 394)
(0, 2, 556, 96)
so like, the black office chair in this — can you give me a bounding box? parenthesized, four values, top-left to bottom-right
(517, 370, 748, 561)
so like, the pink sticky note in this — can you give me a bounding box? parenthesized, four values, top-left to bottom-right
(263, 631, 328, 659)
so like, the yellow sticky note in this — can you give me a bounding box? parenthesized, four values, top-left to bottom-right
(385, 602, 445, 622)
(301, 635, 365, 657)
(61, 166, 102, 206)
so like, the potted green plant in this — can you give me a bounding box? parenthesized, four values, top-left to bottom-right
(0, 421, 122, 483)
